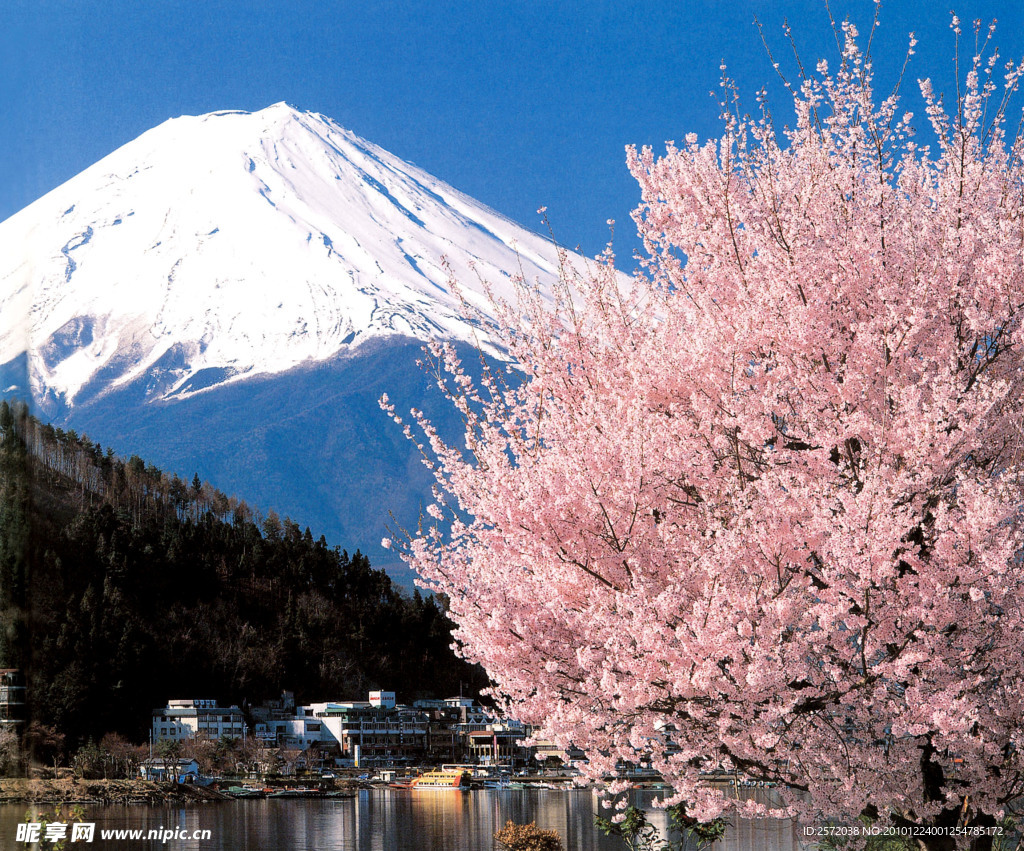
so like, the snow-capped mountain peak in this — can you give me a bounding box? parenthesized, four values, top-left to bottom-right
(0, 103, 569, 410)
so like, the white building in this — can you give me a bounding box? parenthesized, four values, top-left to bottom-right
(152, 699, 247, 742)
(253, 693, 425, 762)
(139, 757, 200, 781)
(255, 717, 324, 749)
(369, 690, 395, 709)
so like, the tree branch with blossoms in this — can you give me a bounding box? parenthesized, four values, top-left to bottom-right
(383, 14, 1024, 851)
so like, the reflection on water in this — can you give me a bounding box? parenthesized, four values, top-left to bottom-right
(0, 788, 810, 850)
(628, 787, 809, 851)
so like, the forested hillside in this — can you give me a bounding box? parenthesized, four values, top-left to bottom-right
(0, 400, 485, 746)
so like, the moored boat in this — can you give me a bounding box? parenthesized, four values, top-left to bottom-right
(225, 785, 270, 799)
(410, 769, 470, 789)
(267, 788, 327, 798)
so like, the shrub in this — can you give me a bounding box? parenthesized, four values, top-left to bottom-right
(494, 820, 564, 851)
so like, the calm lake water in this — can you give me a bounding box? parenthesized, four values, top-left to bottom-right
(1, 788, 809, 850)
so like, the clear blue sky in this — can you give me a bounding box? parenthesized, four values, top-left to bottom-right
(4, 1, 1024, 260)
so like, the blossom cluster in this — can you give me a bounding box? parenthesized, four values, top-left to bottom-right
(386, 20, 1024, 832)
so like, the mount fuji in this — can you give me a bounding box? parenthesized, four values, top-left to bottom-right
(0, 103, 581, 585)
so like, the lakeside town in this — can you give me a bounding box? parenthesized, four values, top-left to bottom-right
(147, 689, 575, 784)
(1, 670, 612, 798)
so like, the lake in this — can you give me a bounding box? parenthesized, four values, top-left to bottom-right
(1, 787, 809, 850)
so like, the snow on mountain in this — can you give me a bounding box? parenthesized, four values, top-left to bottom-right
(0, 103, 608, 586)
(0, 102, 572, 411)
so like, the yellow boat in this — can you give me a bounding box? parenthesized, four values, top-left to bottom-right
(410, 769, 470, 789)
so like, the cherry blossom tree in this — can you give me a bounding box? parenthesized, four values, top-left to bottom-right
(384, 17, 1024, 847)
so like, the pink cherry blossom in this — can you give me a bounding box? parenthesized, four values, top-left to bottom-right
(385, 20, 1024, 845)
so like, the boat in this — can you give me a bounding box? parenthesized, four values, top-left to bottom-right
(409, 769, 470, 789)
(224, 785, 270, 799)
(478, 775, 523, 790)
(536, 780, 575, 790)
(267, 788, 327, 798)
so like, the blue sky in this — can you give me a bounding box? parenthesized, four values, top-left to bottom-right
(4, 1, 1024, 260)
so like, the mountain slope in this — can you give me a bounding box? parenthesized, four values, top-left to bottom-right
(59, 338, 479, 589)
(0, 401, 487, 743)
(0, 104, 586, 583)
(0, 102, 569, 413)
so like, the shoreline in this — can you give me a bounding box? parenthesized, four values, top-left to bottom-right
(0, 779, 231, 806)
